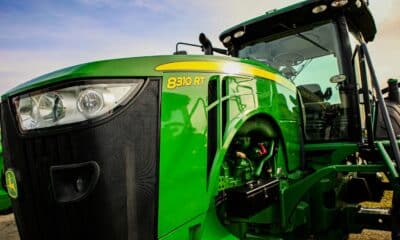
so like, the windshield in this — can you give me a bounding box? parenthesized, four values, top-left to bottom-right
(238, 23, 342, 81)
(240, 23, 351, 142)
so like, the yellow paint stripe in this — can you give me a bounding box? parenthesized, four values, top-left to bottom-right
(155, 61, 296, 91)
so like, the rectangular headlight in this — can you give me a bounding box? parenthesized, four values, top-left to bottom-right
(13, 79, 144, 131)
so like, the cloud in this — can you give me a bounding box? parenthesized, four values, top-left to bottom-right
(132, 0, 165, 12)
(76, 0, 176, 12)
(1, 0, 399, 94)
(76, 0, 127, 8)
(0, 0, 301, 94)
(0, 34, 175, 94)
(366, 0, 400, 83)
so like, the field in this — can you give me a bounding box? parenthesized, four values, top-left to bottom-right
(0, 213, 19, 240)
(0, 213, 391, 240)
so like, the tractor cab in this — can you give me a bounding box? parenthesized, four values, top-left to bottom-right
(220, 0, 376, 143)
(217, 1, 400, 238)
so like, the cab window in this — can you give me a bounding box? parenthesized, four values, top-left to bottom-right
(239, 22, 350, 141)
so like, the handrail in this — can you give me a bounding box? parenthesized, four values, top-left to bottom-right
(361, 43, 400, 176)
(376, 141, 399, 178)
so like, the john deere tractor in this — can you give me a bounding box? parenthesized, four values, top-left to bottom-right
(2, 0, 400, 239)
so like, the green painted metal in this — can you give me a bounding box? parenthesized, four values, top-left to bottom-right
(304, 142, 359, 169)
(2, 55, 283, 100)
(280, 164, 386, 231)
(0, 129, 11, 212)
(0, 55, 220, 99)
(376, 141, 400, 179)
(158, 71, 210, 238)
(157, 65, 300, 238)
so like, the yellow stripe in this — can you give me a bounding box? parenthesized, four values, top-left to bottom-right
(155, 61, 296, 91)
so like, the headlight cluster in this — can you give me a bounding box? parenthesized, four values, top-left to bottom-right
(13, 80, 143, 131)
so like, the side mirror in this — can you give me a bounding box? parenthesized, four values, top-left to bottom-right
(199, 33, 213, 55)
(330, 74, 346, 84)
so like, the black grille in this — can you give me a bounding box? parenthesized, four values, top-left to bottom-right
(1, 79, 160, 240)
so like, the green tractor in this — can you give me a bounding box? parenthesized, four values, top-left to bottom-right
(1, 0, 400, 239)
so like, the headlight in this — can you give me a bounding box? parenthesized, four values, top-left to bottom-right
(13, 79, 143, 131)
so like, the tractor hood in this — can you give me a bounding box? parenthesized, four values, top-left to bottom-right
(2, 54, 253, 100)
(220, 0, 376, 50)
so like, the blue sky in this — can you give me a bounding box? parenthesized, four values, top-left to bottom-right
(0, 0, 208, 54)
(0, 0, 399, 94)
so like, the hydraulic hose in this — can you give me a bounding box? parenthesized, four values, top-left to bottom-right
(255, 141, 275, 177)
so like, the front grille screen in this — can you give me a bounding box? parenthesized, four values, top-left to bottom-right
(1, 79, 160, 240)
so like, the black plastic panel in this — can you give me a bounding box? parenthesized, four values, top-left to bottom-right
(225, 178, 279, 218)
(207, 79, 217, 183)
(1, 79, 160, 240)
(50, 161, 101, 203)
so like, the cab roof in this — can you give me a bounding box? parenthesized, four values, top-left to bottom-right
(220, 0, 376, 49)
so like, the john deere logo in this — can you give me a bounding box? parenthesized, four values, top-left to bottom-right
(5, 169, 18, 199)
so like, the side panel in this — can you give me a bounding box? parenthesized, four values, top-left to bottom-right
(224, 76, 300, 172)
(158, 72, 209, 237)
(158, 70, 301, 238)
(273, 84, 301, 172)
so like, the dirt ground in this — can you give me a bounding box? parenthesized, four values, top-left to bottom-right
(0, 212, 391, 240)
(0, 213, 19, 240)
(348, 229, 391, 240)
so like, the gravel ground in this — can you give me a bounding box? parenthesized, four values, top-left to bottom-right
(348, 229, 391, 240)
(0, 191, 393, 240)
(0, 212, 391, 240)
(347, 190, 392, 240)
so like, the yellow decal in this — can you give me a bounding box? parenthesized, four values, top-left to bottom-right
(156, 61, 296, 92)
(166, 76, 205, 89)
(5, 169, 18, 199)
